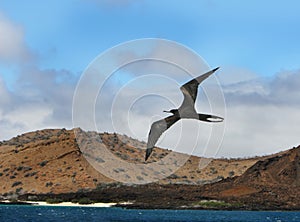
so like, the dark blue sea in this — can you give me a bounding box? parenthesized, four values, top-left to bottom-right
(0, 205, 299, 222)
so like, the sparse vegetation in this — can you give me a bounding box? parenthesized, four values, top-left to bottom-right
(217, 175, 224, 180)
(96, 182, 123, 190)
(12, 181, 22, 187)
(3, 168, 10, 172)
(229, 171, 235, 177)
(124, 174, 130, 179)
(46, 198, 63, 204)
(113, 168, 126, 173)
(45, 181, 53, 187)
(16, 166, 24, 171)
(115, 152, 129, 160)
(16, 187, 23, 193)
(23, 166, 32, 172)
(210, 167, 218, 174)
(169, 173, 180, 179)
(24, 172, 37, 177)
(136, 176, 144, 181)
(39, 160, 48, 167)
(193, 200, 232, 208)
(78, 197, 93, 205)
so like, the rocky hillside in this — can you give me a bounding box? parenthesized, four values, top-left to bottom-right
(0, 128, 260, 196)
(199, 145, 300, 209)
(1, 128, 299, 210)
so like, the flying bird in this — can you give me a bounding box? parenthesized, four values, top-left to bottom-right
(145, 67, 223, 161)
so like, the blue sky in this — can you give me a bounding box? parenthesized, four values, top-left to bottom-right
(1, 0, 300, 80)
(1, 0, 300, 157)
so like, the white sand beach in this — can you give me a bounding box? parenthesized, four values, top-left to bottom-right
(26, 201, 117, 207)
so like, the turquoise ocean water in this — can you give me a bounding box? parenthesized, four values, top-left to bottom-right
(0, 205, 299, 222)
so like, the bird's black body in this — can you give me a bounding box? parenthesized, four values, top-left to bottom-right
(145, 67, 223, 161)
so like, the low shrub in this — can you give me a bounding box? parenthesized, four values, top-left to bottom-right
(78, 198, 93, 205)
(12, 181, 22, 187)
(46, 198, 63, 204)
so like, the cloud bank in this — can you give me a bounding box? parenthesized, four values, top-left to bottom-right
(0, 13, 75, 140)
(219, 68, 300, 157)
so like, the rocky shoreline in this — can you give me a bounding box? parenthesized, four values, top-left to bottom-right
(7, 182, 297, 211)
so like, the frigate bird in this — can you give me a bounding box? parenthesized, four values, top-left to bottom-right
(145, 67, 223, 161)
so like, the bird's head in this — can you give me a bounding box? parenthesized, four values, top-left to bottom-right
(163, 109, 178, 115)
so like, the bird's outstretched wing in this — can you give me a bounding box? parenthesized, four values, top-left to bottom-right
(145, 115, 179, 161)
(179, 67, 219, 107)
(198, 113, 224, 122)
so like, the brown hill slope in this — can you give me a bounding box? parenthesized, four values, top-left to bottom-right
(0, 129, 112, 195)
(199, 146, 300, 209)
(0, 128, 259, 196)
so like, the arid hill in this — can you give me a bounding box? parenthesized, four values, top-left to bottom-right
(199, 145, 300, 210)
(0, 128, 259, 196)
(0, 128, 299, 210)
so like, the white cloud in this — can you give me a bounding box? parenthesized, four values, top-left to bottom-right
(0, 12, 77, 140)
(4, 104, 53, 130)
(2, 55, 299, 159)
(0, 67, 76, 140)
(0, 76, 12, 106)
(0, 12, 34, 64)
(219, 68, 300, 157)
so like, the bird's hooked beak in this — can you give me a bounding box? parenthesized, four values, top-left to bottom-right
(163, 110, 171, 113)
